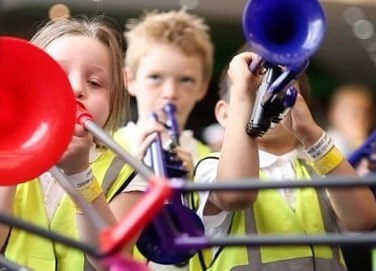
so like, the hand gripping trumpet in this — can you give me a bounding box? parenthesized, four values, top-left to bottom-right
(136, 103, 205, 265)
(242, 0, 326, 137)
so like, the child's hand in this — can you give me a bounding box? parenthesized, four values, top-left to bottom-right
(227, 52, 262, 103)
(173, 146, 194, 178)
(57, 123, 93, 175)
(131, 118, 165, 160)
(282, 93, 322, 148)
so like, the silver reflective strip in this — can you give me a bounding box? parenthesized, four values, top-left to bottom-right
(101, 156, 124, 195)
(316, 189, 341, 263)
(83, 259, 96, 271)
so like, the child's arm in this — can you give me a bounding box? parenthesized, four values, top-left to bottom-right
(212, 52, 261, 211)
(286, 94, 376, 231)
(57, 124, 133, 269)
(0, 186, 16, 250)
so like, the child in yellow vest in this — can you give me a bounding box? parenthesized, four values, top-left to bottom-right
(0, 17, 147, 271)
(117, 9, 214, 271)
(191, 46, 376, 271)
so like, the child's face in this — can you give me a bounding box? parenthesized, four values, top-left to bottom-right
(127, 44, 207, 129)
(330, 91, 372, 134)
(45, 35, 111, 128)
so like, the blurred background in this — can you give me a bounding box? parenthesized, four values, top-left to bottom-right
(1, 0, 376, 140)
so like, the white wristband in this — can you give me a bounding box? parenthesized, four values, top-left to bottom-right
(64, 168, 94, 189)
(304, 132, 334, 161)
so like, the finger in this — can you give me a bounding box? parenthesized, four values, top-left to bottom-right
(138, 119, 165, 140)
(174, 148, 194, 172)
(73, 123, 89, 138)
(131, 133, 158, 159)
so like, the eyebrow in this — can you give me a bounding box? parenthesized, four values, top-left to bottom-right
(90, 66, 110, 77)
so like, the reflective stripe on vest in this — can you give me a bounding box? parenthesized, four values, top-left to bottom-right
(101, 155, 136, 201)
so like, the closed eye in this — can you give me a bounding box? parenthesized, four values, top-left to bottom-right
(148, 74, 161, 80)
(147, 73, 163, 84)
(180, 76, 195, 85)
(88, 79, 104, 88)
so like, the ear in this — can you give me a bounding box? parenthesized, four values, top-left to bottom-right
(214, 100, 229, 127)
(124, 66, 137, 97)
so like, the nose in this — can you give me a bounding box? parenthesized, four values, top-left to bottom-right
(69, 73, 86, 100)
(162, 80, 178, 101)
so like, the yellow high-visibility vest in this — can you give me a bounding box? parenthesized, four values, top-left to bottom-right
(4, 141, 134, 271)
(190, 155, 346, 271)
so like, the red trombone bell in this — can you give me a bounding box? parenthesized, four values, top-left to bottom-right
(0, 36, 76, 185)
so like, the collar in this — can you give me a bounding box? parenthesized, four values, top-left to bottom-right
(259, 148, 307, 168)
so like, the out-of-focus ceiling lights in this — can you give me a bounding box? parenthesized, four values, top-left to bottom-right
(343, 6, 376, 67)
(178, 0, 199, 9)
(48, 4, 70, 20)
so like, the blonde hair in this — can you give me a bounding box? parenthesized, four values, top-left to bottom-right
(31, 16, 129, 134)
(124, 9, 214, 85)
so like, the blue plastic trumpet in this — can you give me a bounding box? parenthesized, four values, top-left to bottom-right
(243, 0, 326, 137)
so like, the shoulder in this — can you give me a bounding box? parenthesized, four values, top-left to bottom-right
(113, 122, 137, 149)
(115, 122, 137, 137)
(195, 152, 220, 169)
(197, 152, 220, 163)
(193, 152, 220, 183)
(195, 139, 212, 156)
(180, 130, 212, 161)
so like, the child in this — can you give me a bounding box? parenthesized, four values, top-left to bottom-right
(0, 16, 147, 271)
(117, 9, 214, 271)
(190, 50, 376, 271)
(327, 83, 376, 157)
